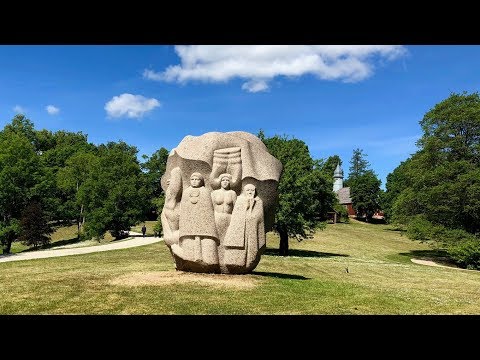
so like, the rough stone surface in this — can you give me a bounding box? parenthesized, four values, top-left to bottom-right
(161, 131, 282, 274)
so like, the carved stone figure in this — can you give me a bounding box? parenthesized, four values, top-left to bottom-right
(160, 131, 282, 274)
(210, 147, 242, 193)
(171, 172, 219, 272)
(161, 167, 182, 247)
(223, 184, 265, 273)
(211, 173, 237, 241)
(211, 173, 237, 272)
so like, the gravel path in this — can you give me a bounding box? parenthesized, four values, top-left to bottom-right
(0, 232, 163, 263)
(410, 258, 471, 271)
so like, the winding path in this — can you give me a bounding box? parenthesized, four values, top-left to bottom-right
(0, 232, 163, 263)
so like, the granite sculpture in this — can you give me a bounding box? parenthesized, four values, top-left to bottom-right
(161, 131, 282, 274)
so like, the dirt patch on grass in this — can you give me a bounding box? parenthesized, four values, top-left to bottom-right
(110, 271, 259, 289)
(411, 258, 465, 270)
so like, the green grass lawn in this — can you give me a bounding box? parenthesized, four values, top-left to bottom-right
(1, 218, 480, 314)
(130, 220, 157, 236)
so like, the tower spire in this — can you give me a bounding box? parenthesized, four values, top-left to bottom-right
(333, 162, 344, 192)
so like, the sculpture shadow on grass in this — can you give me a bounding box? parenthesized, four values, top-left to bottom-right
(264, 248, 349, 258)
(252, 271, 310, 280)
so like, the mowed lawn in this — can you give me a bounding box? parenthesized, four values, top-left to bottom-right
(1, 219, 479, 314)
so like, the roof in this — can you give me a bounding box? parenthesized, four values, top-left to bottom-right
(336, 187, 352, 204)
(333, 163, 343, 178)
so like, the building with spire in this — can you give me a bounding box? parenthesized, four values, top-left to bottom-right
(333, 163, 355, 216)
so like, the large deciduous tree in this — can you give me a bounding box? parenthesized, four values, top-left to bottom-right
(349, 170, 382, 221)
(387, 92, 480, 232)
(259, 133, 335, 256)
(384, 91, 480, 268)
(141, 147, 169, 221)
(80, 141, 149, 240)
(0, 115, 44, 253)
(35, 129, 96, 223)
(57, 151, 99, 237)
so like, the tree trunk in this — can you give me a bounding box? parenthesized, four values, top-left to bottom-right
(77, 204, 85, 238)
(278, 228, 289, 256)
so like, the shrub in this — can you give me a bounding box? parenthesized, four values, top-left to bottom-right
(406, 215, 434, 242)
(446, 237, 480, 270)
(334, 204, 349, 223)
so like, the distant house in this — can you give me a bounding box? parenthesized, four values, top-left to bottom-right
(333, 163, 356, 216)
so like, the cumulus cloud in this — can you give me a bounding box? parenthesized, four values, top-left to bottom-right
(13, 105, 26, 113)
(104, 93, 160, 118)
(46, 105, 60, 115)
(144, 45, 407, 92)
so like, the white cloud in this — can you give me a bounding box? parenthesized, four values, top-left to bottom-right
(143, 69, 163, 81)
(13, 105, 26, 113)
(144, 45, 407, 92)
(241, 79, 269, 93)
(104, 93, 161, 119)
(46, 105, 60, 115)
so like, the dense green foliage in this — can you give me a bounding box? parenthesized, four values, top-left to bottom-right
(0, 115, 154, 251)
(18, 201, 53, 248)
(0, 115, 44, 253)
(384, 91, 480, 268)
(141, 147, 169, 233)
(80, 142, 149, 240)
(259, 132, 336, 255)
(318, 155, 342, 179)
(346, 148, 382, 221)
(348, 148, 370, 180)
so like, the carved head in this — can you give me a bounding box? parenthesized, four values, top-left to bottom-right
(190, 172, 204, 188)
(244, 184, 256, 199)
(219, 173, 232, 189)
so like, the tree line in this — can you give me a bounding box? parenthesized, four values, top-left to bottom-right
(382, 91, 480, 269)
(4, 91, 476, 265)
(0, 115, 347, 256)
(0, 115, 158, 253)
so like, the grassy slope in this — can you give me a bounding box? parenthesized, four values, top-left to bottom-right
(9, 221, 159, 254)
(1, 219, 479, 314)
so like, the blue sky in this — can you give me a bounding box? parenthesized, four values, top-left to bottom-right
(1, 45, 479, 189)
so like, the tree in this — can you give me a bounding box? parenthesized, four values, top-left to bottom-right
(348, 148, 370, 182)
(141, 147, 169, 220)
(80, 141, 149, 240)
(387, 92, 480, 232)
(0, 116, 44, 253)
(317, 155, 342, 187)
(349, 170, 382, 221)
(18, 200, 53, 248)
(380, 156, 415, 223)
(57, 152, 99, 237)
(417, 91, 480, 166)
(260, 133, 335, 256)
(35, 129, 95, 223)
(384, 91, 480, 268)
(346, 148, 381, 220)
